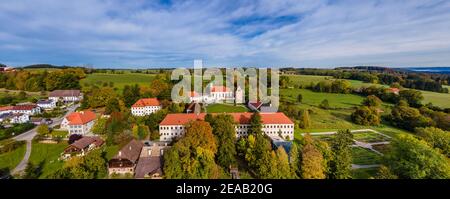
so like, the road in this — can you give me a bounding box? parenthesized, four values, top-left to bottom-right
(10, 104, 79, 176)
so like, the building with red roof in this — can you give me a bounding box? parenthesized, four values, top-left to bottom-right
(387, 87, 400, 95)
(131, 98, 162, 116)
(61, 110, 97, 135)
(159, 112, 294, 141)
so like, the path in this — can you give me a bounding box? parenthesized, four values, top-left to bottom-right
(352, 164, 381, 169)
(10, 104, 79, 176)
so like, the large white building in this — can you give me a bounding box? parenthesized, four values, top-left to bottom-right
(37, 99, 57, 109)
(61, 110, 96, 135)
(0, 113, 30, 124)
(131, 98, 162, 116)
(49, 90, 83, 103)
(159, 112, 294, 141)
(11, 105, 41, 115)
(189, 85, 243, 104)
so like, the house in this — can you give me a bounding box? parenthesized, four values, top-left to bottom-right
(0, 113, 30, 124)
(48, 90, 82, 103)
(11, 104, 41, 115)
(0, 106, 13, 115)
(30, 117, 46, 125)
(387, 87, 400, 95)
(37, 99, 57, 109)
(131, 98, 161, 116)
(61, 110, 96, 135)
(108, 140, 144, 176)
(134, 141, 170, 179)
(188, 85, 243, 104)
(62, 136, 104, 159)
(159, 112, 294, 141)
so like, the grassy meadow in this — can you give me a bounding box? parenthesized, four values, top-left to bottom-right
(206, 103, 249, 113)
(0, 144, 26, 172)
(28, 142, 68, 178)
(80, 73, 157, 92)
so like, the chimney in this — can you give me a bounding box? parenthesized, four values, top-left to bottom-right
(118, 151, 122, 157)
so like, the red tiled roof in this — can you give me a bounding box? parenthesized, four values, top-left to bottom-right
(12, 104, 37, 111)
(0, 106, 13, 111)
(160, 112, 293, 125)
(211, 86, 231, 92)
(388, 88, 400, 93)
(132, 98, 160, 107)
(65, 110, 96, 125)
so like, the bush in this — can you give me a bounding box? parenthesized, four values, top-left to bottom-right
(0, 140, 26, 154)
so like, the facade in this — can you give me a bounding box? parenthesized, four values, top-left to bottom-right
(0, 113, 30, 124)
(188, 85, 243, 104)
(11, 104, 41, 115)
(48, 90, 82, 102)
(131, 98, 161, 116)
(159, 112, 294, 141)
(61, 110, 96, 135)
(0, 106, 13, 115)
(37, 99, 57, 109)
(108, 140, 144, 176)
(62, 136, 104, 159)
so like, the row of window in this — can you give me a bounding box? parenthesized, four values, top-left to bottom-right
(160, 126, 184, 130)
(161, 132, 184, 136)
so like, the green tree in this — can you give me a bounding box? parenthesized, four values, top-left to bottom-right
(399, 89, 423, 107)
(415, 127, 450, 157)
(248, 112, 262, 135)
(351, 106, 380, 126)
(289, 143, 300, 178)
(92, 118, 107, 135)
(297, 94, 303, 103)
(122, 84, 141, 107)
(275, 147, 293, 179)
(37, 124, 50, 136)
(384, 134, 450, 179)
(301, 134, 326, 179)
(209, 114, 237, 168)
(319, 99, 330, 109)
(298, 109, 311, 129)
(105, 97, 121, 114)
(329, 130, 353, 179)
(374, 165, 398, 179)
(362, 95, 382, 107)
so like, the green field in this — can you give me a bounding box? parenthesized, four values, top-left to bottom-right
(421, 90, 450, 108)
(353, 131, 390, 143)
(206, 103, 249, 113)
(0, 144, 26, 172)
(80, 73, 156, 92)
(281, 88, 365, 109)
(29, 142, 68, 178)
(283, 75, 332, 87)
(352, 147, 382, 165)
(352, 168, 378, 179)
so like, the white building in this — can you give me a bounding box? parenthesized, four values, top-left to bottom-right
(49, 90, 83, 103)
(11, 104, 41, 115)
(61, 110, 96, 135)
(0, 113, 30, 124)
(37, 99, 57, 109)
(131, 98, 161, 117)
(188, 85, 243, 104)
(159, 112, 294, 141)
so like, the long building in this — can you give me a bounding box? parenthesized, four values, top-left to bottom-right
(159, 112, 294, 141)
(131, 98, 161, 116)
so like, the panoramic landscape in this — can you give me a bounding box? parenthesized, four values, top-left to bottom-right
(0, 0, 450, 183)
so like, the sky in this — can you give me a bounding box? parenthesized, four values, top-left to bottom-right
(1, 0, 450, 68)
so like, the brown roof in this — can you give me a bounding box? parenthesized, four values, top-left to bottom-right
(71, 136, 104, 149)
(160, 112, 294, 125)
(12, 104, 38, 111)
(132, 98, 160, 107)
(134, 156, 162, 178)
(49, 90, 81, 97)
(0, 106, 13, 111)
(113, 140, 144, 163)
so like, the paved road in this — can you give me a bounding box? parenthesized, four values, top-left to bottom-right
(10, 104, 79, 176)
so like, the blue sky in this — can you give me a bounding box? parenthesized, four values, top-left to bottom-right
(1, 0, 450, 68)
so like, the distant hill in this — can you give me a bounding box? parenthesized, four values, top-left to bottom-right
(21, 64, 76, 69)
(0, 63, 7, 68)
(335, 66, 396, 73)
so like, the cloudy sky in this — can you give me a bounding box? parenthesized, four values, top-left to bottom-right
(1, 0, 450, 68)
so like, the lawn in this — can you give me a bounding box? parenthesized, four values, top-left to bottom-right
(206, 103, 249, 113)
(49, 130, 69, 138)
(351, 147, 382, 165)
(105, 145, 120, 160)
(352, 168, 378, 179)
(80, 73, 157, 92)
(283, 75, 332, 87)
(0, 143, 26, 171)
(28, 142, 68, 178)
(352, 131, 391, 143)
(372, 144, 390, 154)
(281, 88, 365, 109)
(421, 90, 450, 108)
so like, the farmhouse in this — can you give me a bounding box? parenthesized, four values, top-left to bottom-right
(131, 98, 161, 116)
(61, 110, 96, 135)
(0, 113, 30, 124)
(108, 139, 144, 176)
(62, 136, 104, 159)
(49, 90, 82, 102)
(11, 104, 41, 115)
(159, 112, 294, 141)
(36, 99, 57, 109)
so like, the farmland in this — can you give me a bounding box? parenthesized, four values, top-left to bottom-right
(80, 73, 157, 92)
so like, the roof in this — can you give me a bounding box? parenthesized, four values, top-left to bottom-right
(71, 136, 104, 149)
(49, 90, 81, 97)
(0, 106, 13, 112)
(65, 110, 96, 125)
(211, 86, 231, 92)
(12, 105, 38, 111)
(113, 140, 144, 163)
(37, 99, 54, 104)
(387, 88, 400, 93)
(134, 156, 162, 178)
(248, 102, 263, 109)
(160, 112, 294, 125)
(132, 98, 160, 107)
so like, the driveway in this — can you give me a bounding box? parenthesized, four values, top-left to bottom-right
(10, 103, 79, 176)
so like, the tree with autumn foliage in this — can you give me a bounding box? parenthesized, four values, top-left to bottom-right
(301, 134, 326, 179)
